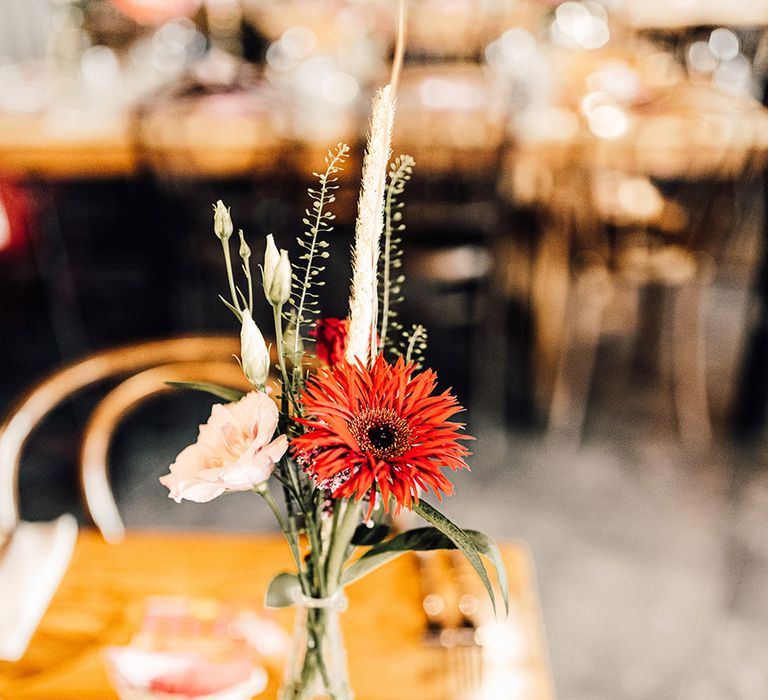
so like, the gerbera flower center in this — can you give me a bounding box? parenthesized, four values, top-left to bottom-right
(368, 424, 395, 450)
(349, 408, 412, 459)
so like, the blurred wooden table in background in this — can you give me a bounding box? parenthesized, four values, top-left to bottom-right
(0, 112, 137, 179)
(0, 530, 555, 700)
(0, 105, 296, 180)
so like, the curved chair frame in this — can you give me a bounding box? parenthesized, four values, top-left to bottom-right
(80, 360, 251, 542)
(0, 336, 241, 544)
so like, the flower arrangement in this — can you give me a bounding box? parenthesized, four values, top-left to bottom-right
(159, 78, 507, 700)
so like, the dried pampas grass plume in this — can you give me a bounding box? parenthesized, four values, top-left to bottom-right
(345, 84, 395, 366)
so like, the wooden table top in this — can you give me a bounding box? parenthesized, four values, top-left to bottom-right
(0, 529, 555, 700)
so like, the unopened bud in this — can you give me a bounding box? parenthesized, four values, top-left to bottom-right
(238, 229, 251, 261)
(240, 309, 270, 388)
(213, 200, 233, 241)
(264, 234, 279, 275)
(263, 234, 292, 306)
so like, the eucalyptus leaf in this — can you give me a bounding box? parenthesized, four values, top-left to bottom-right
(351, 523, 390, 546)
(264, 572, 302, 608)
(166, 381, 246, 402)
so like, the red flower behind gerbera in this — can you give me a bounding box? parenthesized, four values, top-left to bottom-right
(309, 318, 349, 366)
(291, 355, 472, 517)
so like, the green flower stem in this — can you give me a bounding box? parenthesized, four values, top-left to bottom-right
(273, 471, 302, 503)
(243, 262, 253, 312)
(290, 366, 306, 418)
(283, 623, 318, 700)
(405, 324, 425, 363)
(308, 609, 334, 692)
(325, 500, 362, 588)
(257, 483, 310, 593)
(285, 608, 336, 700)
(272, 455, 324, 598)
(304, 510, 327, 597)
(256, 482, 288, 531)
(292, 148, 347, 366)
(272, 304, 296, 406)
(281, 501, 355, 700)
(220, 238, 241, 316)
(285, 456, 307, 508)
(274, 371, 303, 537)
(328, 499, 342, 550)
(380, 175, 396, 351)
(315, 494, 329, 567)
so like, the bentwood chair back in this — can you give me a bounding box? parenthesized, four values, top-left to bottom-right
(0, 336, 245, 546)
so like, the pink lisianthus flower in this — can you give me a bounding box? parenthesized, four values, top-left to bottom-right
(160, 391, 288, 503)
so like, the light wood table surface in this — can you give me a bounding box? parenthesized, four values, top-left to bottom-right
(0, 529, 555, 700)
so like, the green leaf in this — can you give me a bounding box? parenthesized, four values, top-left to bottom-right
(166, 381, 246, 402)
(463, 530, 509, 616)
(413, 501, 501, 616)
(341, 525, 508, 616)
(341, 527, 445, 585)
(351, 523, 390, 546)
(264, 572, 302, 608)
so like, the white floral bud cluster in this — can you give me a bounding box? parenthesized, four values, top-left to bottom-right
(211, 199, 295, 390)
(236, 230, 294, 389)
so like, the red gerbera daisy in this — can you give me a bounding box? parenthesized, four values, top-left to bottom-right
(291, 355, 472, 517)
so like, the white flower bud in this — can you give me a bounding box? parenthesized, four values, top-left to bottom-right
(240, 309, 270, 388)
(264, 233, 279, 276)
(272, 250, 292, 304)
(263, 234, 292, 306)
(238, 229, 251, 261)
(213, 200, 233, 241)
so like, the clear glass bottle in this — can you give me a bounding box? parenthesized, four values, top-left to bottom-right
(279, 592, 352, 700)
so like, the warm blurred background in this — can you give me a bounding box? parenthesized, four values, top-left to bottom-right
(2, 0, 768, 697)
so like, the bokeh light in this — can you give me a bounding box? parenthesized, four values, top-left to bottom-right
(551, 1, 610, 50)
(708, 27, 739, 62)
(587, 102, 628, 139)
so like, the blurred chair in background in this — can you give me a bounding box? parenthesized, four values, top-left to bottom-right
(512, 162, 741, 446)
(0, 335, 245, 545)
(489, 12, 768, 441)
(80, 355, 252, 542)
(393, 63, 510, 416)
(546, 197, 716, 446)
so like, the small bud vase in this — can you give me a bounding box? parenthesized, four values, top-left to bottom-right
(279, 592, 353, 700)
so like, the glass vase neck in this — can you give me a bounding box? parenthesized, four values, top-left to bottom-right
(280, 591, 353, 700)
(296, 590, 348, 612)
